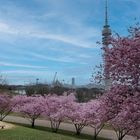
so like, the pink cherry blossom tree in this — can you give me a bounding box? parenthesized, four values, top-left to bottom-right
(108, 91, 140, 140)
(103, 26, 140, 89)
(0, 94, 16, 121)
(101, 25, 140, 139)
(101, 85, 131, 120)
(101, 85, 140, 140)
(66, 102, 89, 135)
(43, 93, 76, 133)
(85, 100, 105, 140)
(13, 95, 44, 127)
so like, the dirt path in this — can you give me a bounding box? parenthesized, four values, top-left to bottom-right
(4, 116, 137, 140)
(0, 121, 15, 130)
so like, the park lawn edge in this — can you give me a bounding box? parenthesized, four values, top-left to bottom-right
(1, 122, 110, 140)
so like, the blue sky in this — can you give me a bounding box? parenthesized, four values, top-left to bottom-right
(0, 0, 140, 85)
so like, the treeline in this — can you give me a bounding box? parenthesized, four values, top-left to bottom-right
(0, 83, 103, 102)
(23, 84, 103, 102)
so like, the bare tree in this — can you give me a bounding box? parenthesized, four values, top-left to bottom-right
(0, 75, 8, 90)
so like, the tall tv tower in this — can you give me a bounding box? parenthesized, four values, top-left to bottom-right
(102, 0, 112, 90)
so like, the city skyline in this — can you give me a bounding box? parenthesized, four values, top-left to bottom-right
(0, 0, 140, 85)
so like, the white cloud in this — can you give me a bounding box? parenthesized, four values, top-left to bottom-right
(1, 70, 47, 75)
(0, 61, 48, 69)
(0, 22, 18, 34)
(30, 31, 94, 48)
(0, 70, 52, 84)
(123, 0, 138, 3)
(0, 21, 99, 48)
(30, 52, 87, 64)
(78, 54, 93, 59)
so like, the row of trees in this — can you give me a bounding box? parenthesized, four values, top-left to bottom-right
(0, 92, 139, 140)
(25, 85, 68, 96)
(24, 85, 103, 102)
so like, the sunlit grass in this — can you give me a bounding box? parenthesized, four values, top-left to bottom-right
(0, 123, 110, 140)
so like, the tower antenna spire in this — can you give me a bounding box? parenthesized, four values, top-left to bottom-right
(105, 0, 108, 25)
(102, 0, 111, 46)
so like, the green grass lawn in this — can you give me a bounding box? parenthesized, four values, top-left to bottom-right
(0, 123, 110, 140)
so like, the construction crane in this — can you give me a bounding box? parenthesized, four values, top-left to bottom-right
(52, 72, 57, 86)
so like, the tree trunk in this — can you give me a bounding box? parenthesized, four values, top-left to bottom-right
(74, 124, 84, 135)
(31, 118, 35, 128)
(94, 128, 97, 140)
(117, 131, 124, 140)
(91, 125, 104, 140)
(0, 114, 3, 121)
(50, 120, 61, 133)
(94, 134, 97, 140)
(76, 130, 81, 135)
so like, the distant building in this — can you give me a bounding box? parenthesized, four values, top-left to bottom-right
(72, 77, 75, 89)
(13, 89, 26, 95)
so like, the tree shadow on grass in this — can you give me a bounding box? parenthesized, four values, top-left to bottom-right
(4, 121, 109, 140)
